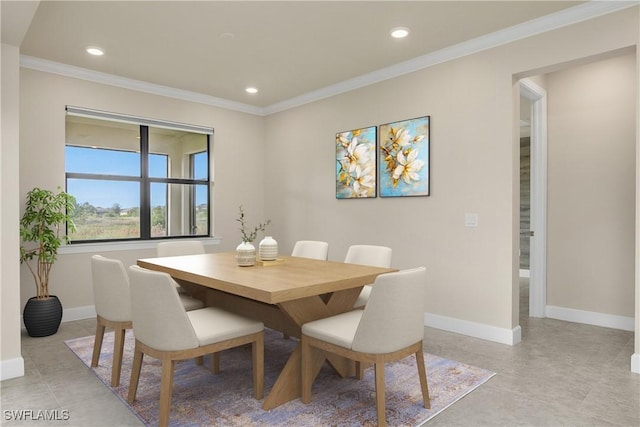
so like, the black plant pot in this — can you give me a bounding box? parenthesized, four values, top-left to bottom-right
(23, 296, 63, 337)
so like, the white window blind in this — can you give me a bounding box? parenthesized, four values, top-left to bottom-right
(65, 106, 214, 135)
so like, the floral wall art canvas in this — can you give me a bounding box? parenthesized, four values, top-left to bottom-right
(336, 126, 377, 199)
(379, 116, 430, 197)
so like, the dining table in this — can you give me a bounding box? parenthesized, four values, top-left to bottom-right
(136, 251, 396, 410)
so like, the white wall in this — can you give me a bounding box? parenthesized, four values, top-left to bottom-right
(635, 26, 640, 374)
(1, 43, 25, 380)
(18, 69, 267, 311)
(547, 53, 636, 319)
(265, 57, 518, 335)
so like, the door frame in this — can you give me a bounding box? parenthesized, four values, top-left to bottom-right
(520, 78, 547, 318)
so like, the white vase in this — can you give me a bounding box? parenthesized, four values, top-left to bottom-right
(236, 241, 256, 266)
(259, 236, 278, 261)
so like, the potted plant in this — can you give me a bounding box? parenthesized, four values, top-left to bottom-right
(19, 187, 76, 337)
(235, 205, 270, 266)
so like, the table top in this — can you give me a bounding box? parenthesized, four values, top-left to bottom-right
(137, 251, 395, 305)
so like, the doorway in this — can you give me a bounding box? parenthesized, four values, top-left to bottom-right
(519, 78, 547, 319)
(519, 96, 531, 317)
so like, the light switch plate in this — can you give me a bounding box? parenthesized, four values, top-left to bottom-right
(465, 213, 478, 227)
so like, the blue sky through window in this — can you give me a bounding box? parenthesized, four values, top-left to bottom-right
(65, 146, 207, 208)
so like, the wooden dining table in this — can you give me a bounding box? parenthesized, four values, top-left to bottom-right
(137, 251, 396, 410)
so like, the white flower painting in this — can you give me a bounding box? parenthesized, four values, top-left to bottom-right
(379, 116, 430, 197)
(336, 126, 376, 198)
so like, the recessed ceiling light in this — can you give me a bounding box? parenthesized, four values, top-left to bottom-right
(390, 27, 410, 39)
(86, 46, 104, 56)
(245, 87, 258, 94)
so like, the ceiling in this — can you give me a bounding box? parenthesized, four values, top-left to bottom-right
(4, 1, 603, 112)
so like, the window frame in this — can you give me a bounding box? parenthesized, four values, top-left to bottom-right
(64, 106, 212, 243)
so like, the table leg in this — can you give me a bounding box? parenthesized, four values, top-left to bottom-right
(262, 344, 323, 409)
(262, 287, 362, 409)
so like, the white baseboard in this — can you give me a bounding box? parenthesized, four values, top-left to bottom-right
(545, 305, 635, 332)
(424, 312, 521, 346)
(62, 305, 97, 322)
(631, 353, 640, 374)
(0, 357, 25, 381)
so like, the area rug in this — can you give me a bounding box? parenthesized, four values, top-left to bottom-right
(65, 328, 495, 426)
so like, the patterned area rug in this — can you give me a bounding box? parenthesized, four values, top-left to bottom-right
(65, 328, 494, 426)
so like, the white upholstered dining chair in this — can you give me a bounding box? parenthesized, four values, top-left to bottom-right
(301, 267, 430, 427)
(291, 240, 329, 260)
(90, 255, 204, 387)
(344, 245, 392, 308)
(127, 265, 264, 427)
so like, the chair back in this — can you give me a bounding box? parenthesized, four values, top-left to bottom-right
(91, 255, 132, 322)
(291, 240, 329, 260)
(352, 267, 426, 354)
(344, 245, 392, 268)
(157, 240, 205, 257)
(128, 265, 199, 351)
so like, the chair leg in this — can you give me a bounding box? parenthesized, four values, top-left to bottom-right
(158, 358, 176, 427)
(415, 348, 431, 409)
(374, 363, 387, 427)
(127, 344, 144, 403)
(252, 332, 264, 399)
(301, 336, 312, 404)
(91, 321, 106, 368)
(210, 352, 220, 374)
(111, 327, 126, 387)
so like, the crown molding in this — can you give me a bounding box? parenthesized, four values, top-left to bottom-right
(20, 1, 638, 117)
(19, 55, 265, 116)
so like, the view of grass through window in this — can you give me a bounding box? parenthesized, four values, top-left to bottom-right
(65, 113, 210, 242)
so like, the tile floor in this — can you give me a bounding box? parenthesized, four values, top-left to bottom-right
(1, 279, 638, 426)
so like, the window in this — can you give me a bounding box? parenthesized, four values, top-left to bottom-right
(65, 107, 212, 242)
